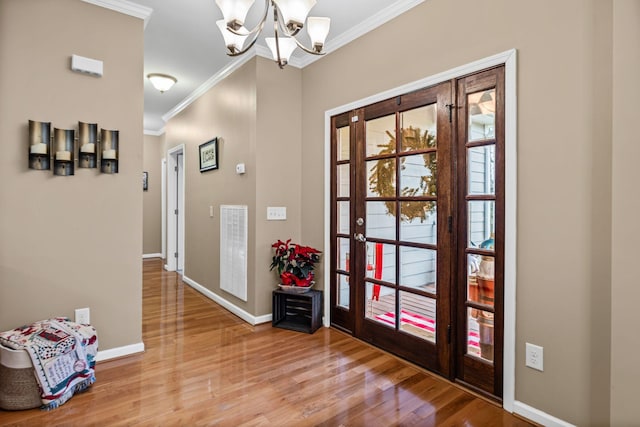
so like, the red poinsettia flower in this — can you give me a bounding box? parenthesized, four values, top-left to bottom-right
(270, 239, 322, 286)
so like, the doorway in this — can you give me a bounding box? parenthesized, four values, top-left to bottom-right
(329, 66, 505, 399)
(166, 145, 185, 272)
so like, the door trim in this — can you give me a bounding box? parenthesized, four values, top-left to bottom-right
(323, 49, 517, 411)
(166, 144, 185, 273)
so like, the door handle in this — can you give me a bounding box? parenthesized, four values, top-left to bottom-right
(353, 233, 366, 243)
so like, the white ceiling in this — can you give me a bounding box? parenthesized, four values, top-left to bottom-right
(118, 0, 424, 133)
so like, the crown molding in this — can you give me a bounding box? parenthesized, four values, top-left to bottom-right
(162, 52, 257, 124)
(294, 0, 426, 68)
(82, 0, 153, 28)
(160, 0, 424, 127)
(144, 128, 165, 136)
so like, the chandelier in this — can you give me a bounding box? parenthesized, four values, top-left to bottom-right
(215, 0, 331, 68)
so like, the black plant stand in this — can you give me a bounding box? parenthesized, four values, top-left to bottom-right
(272, 289, 323, 334)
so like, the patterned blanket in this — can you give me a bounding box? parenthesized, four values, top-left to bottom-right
(0, 317, 98, 410)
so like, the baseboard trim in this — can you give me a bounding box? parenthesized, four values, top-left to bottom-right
(513, 401, 574, 427)
(182, 275, 272, 326)
(96, 342, 145, 362)
(142, 253, 162, 259)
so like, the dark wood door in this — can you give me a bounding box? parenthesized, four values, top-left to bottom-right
(330, 66, 504, 398)
(455, 66, 505, 398)
(331, 82, 454, 377)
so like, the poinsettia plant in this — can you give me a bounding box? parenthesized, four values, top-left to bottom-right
(270, 239, 321, 287)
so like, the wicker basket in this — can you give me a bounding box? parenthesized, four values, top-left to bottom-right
(0, 344, 41, 410)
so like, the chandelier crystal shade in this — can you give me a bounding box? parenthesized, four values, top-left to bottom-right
(215, 0, 331, 68)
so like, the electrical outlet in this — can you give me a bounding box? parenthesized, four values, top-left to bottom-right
(75, 307, 90, 325)
(526, 342, 543, 371)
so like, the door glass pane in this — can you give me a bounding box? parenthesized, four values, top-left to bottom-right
(337, 274, 349, 309)
(468, 200, 495, 248)
(337, 237, 350, 272)
(399, 291, 436, 343)
(468, 145, 495, 195)
(468, 254, 494, 308)
(400, 202, 437, 245)
(399, 153, 437, 197)
(467, 308, 481, 358)
(337, 201, 350, 234)
(467, 254, 480, 304)
(479, 255, 494, 308)
(365, 242, 396, 284)
(337, 164, 350, 197)
(366, 201, 396, 240)
(337, 125, 350, 161)
(365, 283, 396, 326)
(468, 89, 496, 142)
(366, 114, 396, 157)
(468, 307, 494, 362)
(367, 158, 396, 197)
(400, 104, 437, 151)
(399, 246, 436, 293)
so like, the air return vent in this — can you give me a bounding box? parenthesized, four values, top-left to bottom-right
(220, 205, 248, 301)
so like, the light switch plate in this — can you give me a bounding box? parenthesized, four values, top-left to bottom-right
(267, 206, 286, 220)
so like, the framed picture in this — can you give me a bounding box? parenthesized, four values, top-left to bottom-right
(199, 138, 219, 172)
(142, 171, 148, 191)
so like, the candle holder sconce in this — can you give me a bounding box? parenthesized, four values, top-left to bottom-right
(53, 128, 75, 176)
(27, 120, 120, 175)
(78, 122, 98, 168)
(28, 120, 51, 170)
(100, 129, 119, 174)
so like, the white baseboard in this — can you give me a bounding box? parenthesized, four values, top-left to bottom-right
(182, 275, 272, 326)
(96, 342, 145, 362)
(513, 401, 574, 427)
(142, 253, 162, 259)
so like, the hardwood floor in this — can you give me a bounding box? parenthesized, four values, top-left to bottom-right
(0, 259, 534, 426)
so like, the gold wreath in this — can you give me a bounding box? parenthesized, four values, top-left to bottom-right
(368, 126, 437, 222)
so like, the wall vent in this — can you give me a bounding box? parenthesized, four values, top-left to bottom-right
(220, 205, 248, 301)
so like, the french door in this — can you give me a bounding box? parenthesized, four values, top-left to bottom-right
(330, 66, 504, 398)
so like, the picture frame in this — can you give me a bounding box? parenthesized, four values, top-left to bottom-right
(143, 171, 148, 191)
(199, 137, 219, 172)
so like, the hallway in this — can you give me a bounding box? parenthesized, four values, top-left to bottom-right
(0, 259, 533, 426)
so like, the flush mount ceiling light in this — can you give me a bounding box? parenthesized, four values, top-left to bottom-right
(147, 73, 177, 93)
(215, 0, 330, 69)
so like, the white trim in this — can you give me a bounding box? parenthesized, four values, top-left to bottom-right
(323, 48, 517, 408)
(502, 48, 518, 414)
(161, 158, 167, 260)
(161, 0, 425, 124)
(182, 275, 272, 326)
(513, 401, 574, 427)
(166, 145, 185, 272)
(96, 342, 145, 362)
(296, 0, 425, 68)
(144, 128, 164, 136)
(142, 253, 162, 259)
(81, 0, 152, 27)
(162, 53, 256, 124)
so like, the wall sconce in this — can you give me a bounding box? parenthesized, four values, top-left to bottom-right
(28, 120, 51, 170)
(78, 121, 97, 168)
(53, 128, 75, 176)
(100, 129, 119, 174)
(28, 120, 119, 175)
